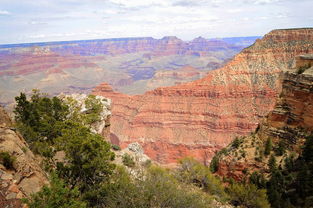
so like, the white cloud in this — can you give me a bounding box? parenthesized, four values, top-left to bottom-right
(0, 10, 10, 15)
(108, 0, 170, 8)
(252, 0, 280, 4)
(29, 20, 47, 25)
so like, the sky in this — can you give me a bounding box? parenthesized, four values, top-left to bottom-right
(0, 0, 312, 44)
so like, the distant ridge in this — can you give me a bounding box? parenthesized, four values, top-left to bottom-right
(0, 36, 261, 49)
(0, 37, 155, 49)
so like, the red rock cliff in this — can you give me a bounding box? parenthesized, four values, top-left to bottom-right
(216, 55, 313, 181)
(92, 28, 313, 166)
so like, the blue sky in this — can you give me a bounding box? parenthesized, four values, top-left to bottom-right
(0, 0, 312, 44)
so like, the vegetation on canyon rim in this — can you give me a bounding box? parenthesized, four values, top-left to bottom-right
(211, 127, 313, 208)
(11, 90, 271, 208)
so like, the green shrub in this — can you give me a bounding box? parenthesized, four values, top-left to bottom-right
(210, 155, 219, 173)
(268, 154, 277, 172)
(227, 183, 270, 208)
(232, 137, 243, 149)
(250, 171, 266, 189)
(122, 153, 135, 167)
(102, 165, 214, 208)
(264, 138, 272, 156)
(178, 157, 227, 200)
(111, 144, 121, 151)
(0, 151, 15, 169)
(274, 140, 286, 156)
(23, 174, 87, 208)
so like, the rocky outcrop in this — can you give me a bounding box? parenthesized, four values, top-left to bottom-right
(92, 28, 313, 166)
(216, 54, 313, 180)
(0, 107, 48, 207)
(59, 93, 112, 138)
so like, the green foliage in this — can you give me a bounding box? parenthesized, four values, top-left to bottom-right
(303, 134, 313, 163)
(122, 153, 135, 167)
(210, 154, 219, 173)
(249, 171, 266, 189)
(84, 95, 103, 125)
(274, 140, 286, 156)
(65, 95, 103, 126)
(14, 91, 116, 207)
(56, 125, 115, 192)
(268, 154, 277, 172)
(227, 183, 270, 208)
(210, 148, 229, 173)
(265, 134, 313, 208)
(231, 137, 243, 149)
(23, 174, 87, 208)
(102, 165, 214, 208)
(178, 157, 227, 200)
(111, 144, 121, 151)
(0, 151, 15, 169)
(264, 137, 272, 156)
(14, 91, 69, 152)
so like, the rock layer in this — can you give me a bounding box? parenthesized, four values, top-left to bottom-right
(92, 28, 313, 165)
(216, 54, 313, 180)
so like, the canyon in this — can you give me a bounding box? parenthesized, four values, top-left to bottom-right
(92, 28, 313, 166)
(216, 54, 313, 180)
(0, 36, 256, 106)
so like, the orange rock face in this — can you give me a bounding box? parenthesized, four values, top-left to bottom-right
(216, 55, 313, 181)
(92, 28, 313, 165)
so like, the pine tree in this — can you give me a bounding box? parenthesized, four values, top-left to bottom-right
(268, 154, 277, 172)
(264, 138, 272, 156)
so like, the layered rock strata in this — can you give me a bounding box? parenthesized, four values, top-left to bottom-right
(93, 28, 313, 165)
(217, 54, 313, 180)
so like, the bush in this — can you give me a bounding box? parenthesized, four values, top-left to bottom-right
(122, 153, 135, 167)
(102, 165, 214, 208)
(111, 144, 121, 151)
(178, 157, 227, 200)
(268, 154, 277, 172)
(232, 137, 243, 149)
(227, 183, 270, 208)
(0, 151, 15, 169)
(56, 126, 115, 192)
(274, 140, 286, 156)
(23, 174, 87, 208)
(264, 138, 272, 156)
(210, 155, 219, 173)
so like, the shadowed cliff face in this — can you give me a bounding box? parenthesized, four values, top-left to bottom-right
(216, 58, 313, 181)
(92, 28, 313, 166)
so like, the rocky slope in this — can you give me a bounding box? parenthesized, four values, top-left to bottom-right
(0, 107, 48, 207)
(216, 54, 313, 180)
(92, 28, 313, 166)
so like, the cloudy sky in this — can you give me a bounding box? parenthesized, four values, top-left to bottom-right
(0, 0, 312, 44)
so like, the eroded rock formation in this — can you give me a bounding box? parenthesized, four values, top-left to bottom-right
(216, 54, 313, 180)
(92, 28, 313, 166)
(59, 93, 112, 138)
(0, 107, 48, 207)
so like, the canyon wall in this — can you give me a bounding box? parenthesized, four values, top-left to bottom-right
(92, 28, 313, 166)
(216, 56, 313, 180)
